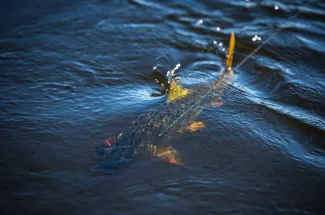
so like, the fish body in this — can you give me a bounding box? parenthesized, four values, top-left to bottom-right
(97, 33, 236, 169)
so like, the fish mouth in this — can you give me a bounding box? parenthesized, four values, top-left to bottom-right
(104, 138, 117, 147)
(96, 137, 118, 155)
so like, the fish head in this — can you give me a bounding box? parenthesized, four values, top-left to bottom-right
(104, 138, 117, 148)
(96, 136, 120, 155)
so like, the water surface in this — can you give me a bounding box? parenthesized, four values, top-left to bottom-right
(1, 0, 325, 214)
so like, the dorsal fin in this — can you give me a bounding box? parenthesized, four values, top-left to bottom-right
(167, 79, 189, 103)
(225, 32, 235, 70)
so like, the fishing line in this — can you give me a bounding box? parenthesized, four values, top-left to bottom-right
(158, 1, 310, 137)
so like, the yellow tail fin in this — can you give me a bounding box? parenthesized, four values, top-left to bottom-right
(225, 32, 235, 69)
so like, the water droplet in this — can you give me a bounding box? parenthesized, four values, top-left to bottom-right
(274, 5, 279, 10)
(216, 27, 221, 31)
(213, 41, 217, 44)
(219, 42, 223, 46)
(252, 35, 261, 42)
(196, 19, 203, 25)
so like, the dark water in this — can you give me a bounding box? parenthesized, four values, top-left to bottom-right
(1, 0, 325, 214)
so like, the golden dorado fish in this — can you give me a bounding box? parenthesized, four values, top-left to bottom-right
(97, 32, 236, 169)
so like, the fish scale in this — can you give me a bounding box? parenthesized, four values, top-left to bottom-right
(99, 77, 234, 167)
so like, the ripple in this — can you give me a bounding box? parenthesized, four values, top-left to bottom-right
(2, 0, 325, 214)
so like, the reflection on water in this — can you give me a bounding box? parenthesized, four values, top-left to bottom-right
(1, 0, 325, 214)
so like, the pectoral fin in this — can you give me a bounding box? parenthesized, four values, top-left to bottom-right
(156, 146, 183, 165)
(185, 121, 205, 132)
